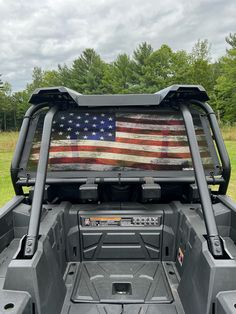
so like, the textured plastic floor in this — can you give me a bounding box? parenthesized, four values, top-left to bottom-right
(0, 239, 20, 289)
(66, 304, 179, 314)
(71, 261, 173, 304)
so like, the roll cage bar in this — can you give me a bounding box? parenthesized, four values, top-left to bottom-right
(10, 85, 231, 258)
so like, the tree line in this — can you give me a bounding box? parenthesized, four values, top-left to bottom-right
(0, 33, 236, 131)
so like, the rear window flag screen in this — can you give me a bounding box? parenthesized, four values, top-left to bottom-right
(29, 111, 214, 171)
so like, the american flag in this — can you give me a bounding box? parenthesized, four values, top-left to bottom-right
(30, 110, 213, 171)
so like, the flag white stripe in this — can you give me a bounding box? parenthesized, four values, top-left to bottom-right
(117, 113, 183, 120)
(32, 151, 212, 165)
(116, 132, 205, 141)
(48, 163, 134, 171)
(116, 121, 203, 131)
(33, 140, 209, 153)
(32, 139, 209, 153)
(116, 121, 187, 131)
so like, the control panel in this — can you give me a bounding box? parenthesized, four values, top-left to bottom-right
(81, 215, 162, 227)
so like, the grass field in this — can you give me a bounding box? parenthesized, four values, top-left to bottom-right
(0, 131, 236, 207)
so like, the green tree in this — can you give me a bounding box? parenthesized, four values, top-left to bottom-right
(0, 82, 12, 130)
(133, 42, 153, 67)
(143, 44, 175, 91)
(26, 67, 44, 93)
(170, 50, 192, 85)
(3, 37, 236, 129)
(189, 40, 216, 92)
(57, 64, 73, 87)
(42, 70, 61, 87)
(26, 67, 61, 94)
(215, 34, 236, 122)
(104, 54, 133, 93)
(131, 42, 153, 90)
(190, 39, 211, 62)
(12, 90, 31, 128)
(70, 48, 108, 94)
(226, 33, 236, 50)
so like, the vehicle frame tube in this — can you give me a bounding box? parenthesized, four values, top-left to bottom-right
(24, 105, 58, 258)
(180, 103, 223, 257)
(191, 99, 231, 194)
(11, 103, 48, 194)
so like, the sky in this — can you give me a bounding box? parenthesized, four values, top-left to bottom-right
(0, 0, 236, 91)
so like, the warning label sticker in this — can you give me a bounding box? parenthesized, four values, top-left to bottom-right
(177, 247, 184, 266)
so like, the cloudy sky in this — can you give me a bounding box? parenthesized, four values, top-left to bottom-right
(0, 0, 235, 91)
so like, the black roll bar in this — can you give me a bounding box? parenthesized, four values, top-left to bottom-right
(11, 103, 48, 194)
(180, 103, 223, 257)
(16, 176, 225, 185)
(191, 99, 231, 194)
(24, 105, 58, 258)
(17, 94, 227, 258)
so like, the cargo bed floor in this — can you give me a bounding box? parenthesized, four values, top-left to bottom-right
(0, 239, 20, 289)
(71, 261, 173, 304)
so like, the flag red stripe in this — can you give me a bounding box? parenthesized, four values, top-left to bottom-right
(29, 111, 214, 171)
(116, 137, 207, 147)
(48, 157, 213, 170)
(116, 126, 204, 136)
(48, 157, 185, 170)
(116, 117, 184, 125)
(45, 145, 210, 158)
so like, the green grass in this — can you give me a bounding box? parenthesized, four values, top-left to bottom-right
(0, 151, 15, 206)
(0, 132, 19, 207)
(221, 125, 236, 141)
(225, 141, 236, 201)
(0, 132, 235, 207)
(0, 131, 19, 152)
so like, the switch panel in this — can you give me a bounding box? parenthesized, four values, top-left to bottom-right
(81, 215, 162, 227)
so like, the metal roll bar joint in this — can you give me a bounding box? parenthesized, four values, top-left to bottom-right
(180, 103, 223, 258)
(11, 103, 49, 195)
(24, 105, 58, 258)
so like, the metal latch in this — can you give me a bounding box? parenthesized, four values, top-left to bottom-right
(142, 177, 161, 202)
(79, 178, 98, 202)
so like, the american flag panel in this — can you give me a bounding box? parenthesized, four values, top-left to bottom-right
(29, 110, 214, 171)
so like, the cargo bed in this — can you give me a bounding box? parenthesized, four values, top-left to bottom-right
(61, 260, 183, 314)
(71, 261, 172, 303)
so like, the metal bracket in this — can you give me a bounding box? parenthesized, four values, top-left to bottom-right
(142, 177, 161, 202)
(79, 178, 98, 202)
(208, 235, 223, 257)
(24, 236, 37, 258)
(26, 173, 31, 187)
(209, 171, 216, 185)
